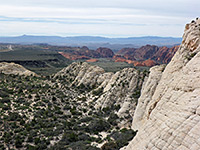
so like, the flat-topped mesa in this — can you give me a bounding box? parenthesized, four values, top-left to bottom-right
(0, 62, 37, 76)
(123, 19, 200, 150)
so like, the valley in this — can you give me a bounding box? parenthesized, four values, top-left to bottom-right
(1, 18, 199, 150)
(0, 38, 181, 149)
(0, 42, 179, 76)
(0, 0, 199, 149)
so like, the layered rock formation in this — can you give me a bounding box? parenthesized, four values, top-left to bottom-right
(96, 47, 114, 58)
(115, 45, 179, 65)
(134, 45, 159, 60)
(152, 45, 180, 63)
(123, 19, 200, 150)
(117, 48, 136, 57)
(113, 56, 157, 67)
(59, 47, 114, 60)
(0, 62, 36, 76)
(59, 43, 178, 67)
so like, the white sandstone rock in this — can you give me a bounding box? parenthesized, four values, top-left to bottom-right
(123, 19, 200, 150)
(56, 62, 146, 127)
(0, 62, 37, 76)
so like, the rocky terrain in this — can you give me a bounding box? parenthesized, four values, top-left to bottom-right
(152, 45, 179, 63)
(113, 56, 157, 67)
(55, 43, 178, 67)
(55, 62, 148, 127)
(0, 59, 148, 149)
(0, 62, 37, 76)
(59, 47, 114, 60)
(123, 18, 200, 150)
(0, 42, 178, 70)
(114, 45, 179, 66)
(1, 17, 196, 150)
(59, 44, 178, 67)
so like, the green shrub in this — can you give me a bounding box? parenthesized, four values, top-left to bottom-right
(88, 119, 110, 133)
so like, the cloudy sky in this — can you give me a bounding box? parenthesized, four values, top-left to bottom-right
(0, 0, 198, 37)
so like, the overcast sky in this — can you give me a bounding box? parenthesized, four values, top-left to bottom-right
(0, 0, 198, 37)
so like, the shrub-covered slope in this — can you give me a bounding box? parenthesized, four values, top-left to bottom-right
(0, 61, 147, 149)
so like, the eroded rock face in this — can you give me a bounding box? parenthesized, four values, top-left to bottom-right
(95, 68, 143, 112)
(131, 64, 166, 130)
(55, 62, 108, 88)
(123, 19, 200, 150)
(0, 62, 37, 76)
(114, 45, 179, 66)
(152, 45, 180, 63)
(113, 55, 157, 67)
(117, 48, 136, 56)
(96, 47, 114, 58)
(59, 47, 115, 60)
(55, 62, 148, 127)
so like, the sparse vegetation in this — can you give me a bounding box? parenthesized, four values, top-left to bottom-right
(0, 72, 138, 149)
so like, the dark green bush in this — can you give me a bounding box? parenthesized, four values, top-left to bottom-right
(88, 119, 110, 133)
(101, 141, 118, 150)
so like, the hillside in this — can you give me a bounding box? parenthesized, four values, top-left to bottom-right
(0, 61, 149, 150)
(59, 47, 114, 60)
(1, 18, 197, 150)
(115, 45, 179, 65)
(58, 44, 178, 67)
(123, 19, 200, 150)
(0, 62, 36, 76)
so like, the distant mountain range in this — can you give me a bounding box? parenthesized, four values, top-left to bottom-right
(0, 35, 182, 50)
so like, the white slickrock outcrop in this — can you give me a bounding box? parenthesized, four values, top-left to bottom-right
(56, 62, 146, 127)
(123, 19, 200, 150)
(95, 68, 143, 117)
(0, 62, 36, 76)
(55, 62, 112, 88)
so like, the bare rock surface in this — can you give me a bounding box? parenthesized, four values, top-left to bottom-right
(55, 61, 147, 127)
(0, 62, 37, 76)
(95, 68, 143, 118)
(131, 64, 165, 130)
(55, 62, 107, 88)
(123, 19, 200, 150)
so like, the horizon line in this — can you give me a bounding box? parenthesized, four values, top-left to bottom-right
(0, 34, 182, 39)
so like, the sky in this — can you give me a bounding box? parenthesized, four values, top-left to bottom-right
(0, 0, 199, 37)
